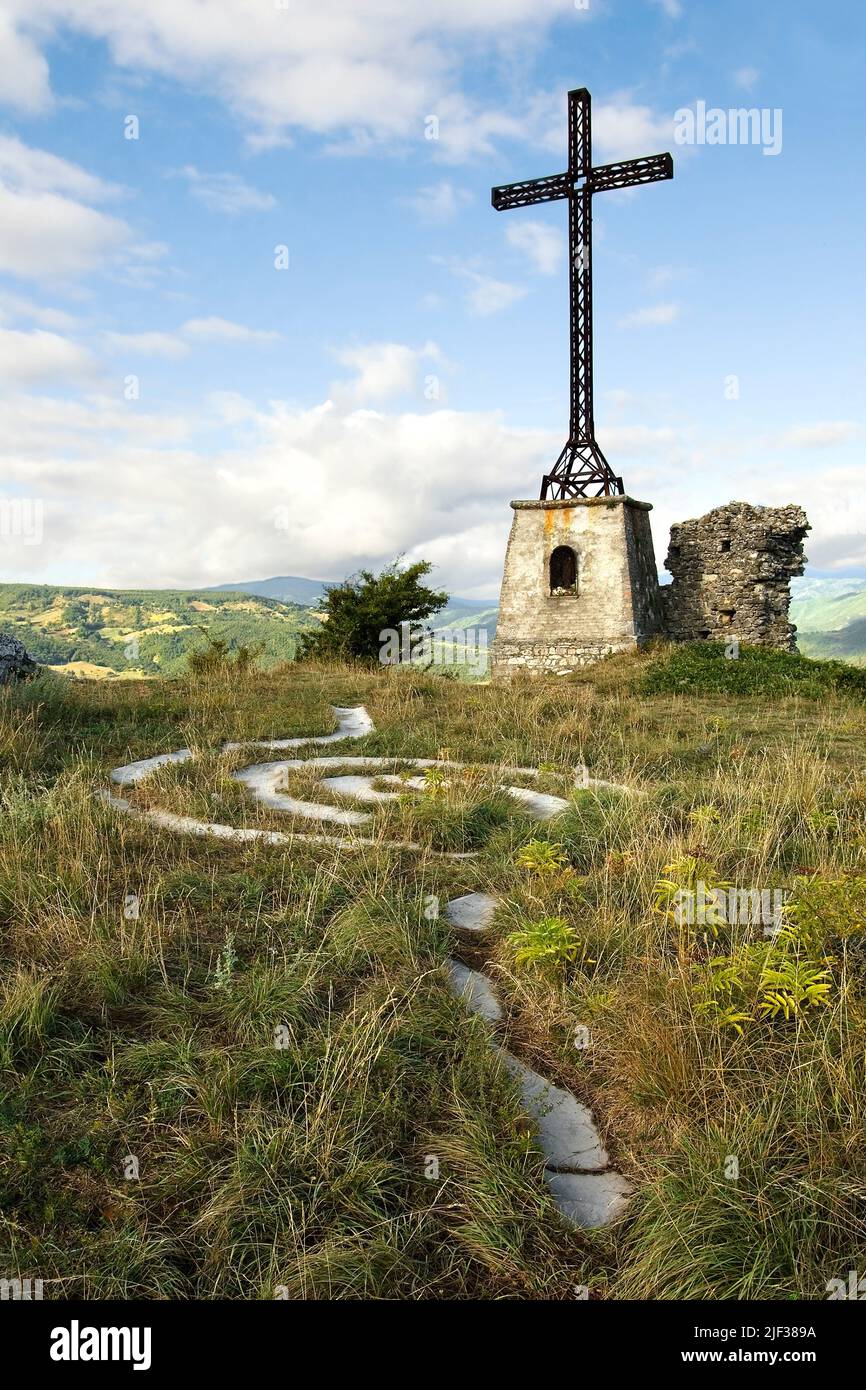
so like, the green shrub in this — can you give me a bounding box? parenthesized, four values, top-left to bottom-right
(642, 642, 866, 698)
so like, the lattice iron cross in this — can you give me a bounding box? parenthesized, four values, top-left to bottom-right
(492, 88, 673, 500)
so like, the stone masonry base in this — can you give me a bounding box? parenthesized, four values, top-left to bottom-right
(492, 636, 644, 676)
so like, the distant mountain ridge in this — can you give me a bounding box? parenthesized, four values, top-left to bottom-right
(211, 573, 499, 611)
(4, 572, 866, 678)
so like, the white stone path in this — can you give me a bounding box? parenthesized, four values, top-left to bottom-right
(103, 703, 631, 1230)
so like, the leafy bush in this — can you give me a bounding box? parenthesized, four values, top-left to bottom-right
(187, 634, 262, 679)
(297, 559, 447, 664)
(787, 875, 866, 957)
(642, 642, 866, 698)
(692, 927, 833, 1035)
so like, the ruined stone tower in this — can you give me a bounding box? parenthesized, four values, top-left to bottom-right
(660, 502, 809, 651)
(491, 495, 664, 677)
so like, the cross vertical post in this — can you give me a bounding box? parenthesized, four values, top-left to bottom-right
(491, 87, 673, 500)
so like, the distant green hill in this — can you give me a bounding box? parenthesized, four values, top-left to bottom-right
(789, 577, 866, 665)
(9, 570, 866, 679)
(213, 575, 501, 643)
(0, 583, 317, 678)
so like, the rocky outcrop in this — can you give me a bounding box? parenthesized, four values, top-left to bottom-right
(661, 502, 810, 651)
(0, 632, 38, 685)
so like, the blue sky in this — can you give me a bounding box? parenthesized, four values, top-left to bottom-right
(0, 0, 863, 597)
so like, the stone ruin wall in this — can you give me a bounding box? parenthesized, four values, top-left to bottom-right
(660, 502, 810, 652)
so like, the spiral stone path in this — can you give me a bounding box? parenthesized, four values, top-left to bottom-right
(103, 703, 631, 1229)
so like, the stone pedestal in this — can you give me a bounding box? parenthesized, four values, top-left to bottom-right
(491, 496, 663, 677)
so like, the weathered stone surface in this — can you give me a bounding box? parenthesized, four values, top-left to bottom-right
(449, 960, 503, 1023)
(320, 774, 402, 803)
(492, 496, 663, 678)
(504, 785, 571, 819)
(445, 892, 500, 938)
(661, 501, 809, 650)
(0, 633, 37, 686)
(544, 1170, 633, 1229)
(497, 1049, 608, 1171)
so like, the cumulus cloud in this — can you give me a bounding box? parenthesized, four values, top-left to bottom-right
(0, 386, 552, 591)
(0, 135, 131, 279)
(773, 421, 861, 449)
(175, 166, 276, 214)
(403, 180, 472, 222)
(506, 220, 563, 274)
(454, 267, 527, 315)
(102, 331, 190, 361)
(0, 326, 98, 383)
(618, 302, 681, 327)
(591, 97, 676, 161)
(0, 1, 579, 153)
(0, 290, 78, 331)
(331, 340, 441, 404)
(0, 13, 52, 113)
(0, 134, 121, 203)
(101, 318, 281, 360)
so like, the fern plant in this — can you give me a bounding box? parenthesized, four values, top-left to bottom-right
(515, 839, 569, 874)
(757, 957, 832, 1020)
(506, 916, 594, 973)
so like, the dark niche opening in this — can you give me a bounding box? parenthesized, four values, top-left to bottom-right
(720, 538, 732, 553)
(550, 545, 577, 595)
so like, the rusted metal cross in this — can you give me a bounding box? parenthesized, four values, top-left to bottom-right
(492, 88, 673, 499)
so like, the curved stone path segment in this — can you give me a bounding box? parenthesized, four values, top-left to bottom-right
(445, 887, 632, 1227)
(444, 892, 499, 939)
(232, 762, 371, 826)
(449, 961, 504, 1025)
(504, 785, 570, 819)
(496, 1049, 609, 1172)
(103, 700, 632, 1229)
(543, 1170, 633, 1229)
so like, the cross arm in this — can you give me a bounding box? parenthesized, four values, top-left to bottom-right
(491, 171, 571, 210)
(589, 152, 673, 193)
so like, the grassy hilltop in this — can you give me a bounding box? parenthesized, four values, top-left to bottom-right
(0, 582, 319, 680)
(1, 644, 865, 1299)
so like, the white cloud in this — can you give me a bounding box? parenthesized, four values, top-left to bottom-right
(651, 0, 684, 17)
(618, 302, 681, 327)
(506, 219, 563, 274)
(591, 97, 676, 161)
(734, 67, 760, 90)
(0, 326, 98, 383)
(102, 330, 189, 360)
(176, 166, 276, 214)
(648, 265, 678, 288)
(332, 340, 440, 404)
(0, 134, 121, 202)
(0, 290, 78, 331)
(0, 14, 53, 114)
(101, 317, 282, 359)
(0, 1, 579, 153)
(0, 384, 552, 592)
(181, 317, 281, 344)
(774, 422, 862, 449)
(0, 186, 130, 279)
(0, 135, 131, 279)
(456, 267, 527, 315)
(404, 180, 471, 222)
